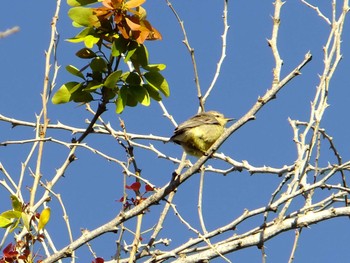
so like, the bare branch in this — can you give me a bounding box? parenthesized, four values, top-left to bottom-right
(170, 207, 350, 262)
(165, 0, 203, 111)
(300, 0, 332, 25)
(202, 0, 229, 104)
(268, 0, 285, 85)
(30, 0, 61, 208)
(0, 26, 20, 38)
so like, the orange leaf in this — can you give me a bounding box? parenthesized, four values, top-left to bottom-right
(102, 0, 114, 9)
(126, 17, 141, 30)
(148, 27, 162, 40)
(118, 24, 130, 39)
(143, 20, 162, 40)
(125, 0, 146, 9)
(102, 0, 123, 9)
(130, 28, 145, 44)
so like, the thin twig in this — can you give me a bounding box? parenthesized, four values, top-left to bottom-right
(0, 26, 20, 38)
(300, 0, 331, 25)
(268, 0, 285, 85)
(0, 163, 17, 191)
(203, 0, 229, 104)
(288, 228, 302, 263)
(128, 214, 143, 263)
(165, 0, 203, 111)
(0, 114, 170, 142)
(198, 168, 207, 234)
(30, 0, 61, 208)
(138, 154, 187, 258)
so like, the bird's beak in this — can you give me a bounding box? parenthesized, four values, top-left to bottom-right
(226, 118, 234, 122)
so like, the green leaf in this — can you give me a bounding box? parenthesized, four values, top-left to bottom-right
(9, 218, 20, 232)
(21, 212, 30, 231)
(129, 85, 150, 106)
(115, 86, 128, 113)
(144, 71, 170, 97)
(123, 72, 141, 85)
(71, 90, 94, 103)
(10, 195, 22, 212)
(1, 210, 22, 219)
(132, 44, 148, 67)
(104, 70, 122, 89)
(67, 27, 95, 43)
(112, 37, 128, 57)
(90, 70, 103, 82)
(90, 57, 107, 73)
(76, 47, 96, 59)
(68, 7, 99, 27)
(66, 65, 85, 79)
(51, 82, 82, 104)
(143, 63, 166, 72)
(144, 83, 161, 101)
(126, 72, 141, 85)
(83, 81, 103, 91)
(124, 41, 139, 62)
(66, 37, 85, 44)
(72, 21, 84, 28)
(0, 216, 12, 228)
(103, 87, 118, 100)
(84, 35, 100, 48)
(52, 85, 72, 104)
(67, 0, 98, 7)
(70, 82, 84, 93)
(126, 92, 138, 107)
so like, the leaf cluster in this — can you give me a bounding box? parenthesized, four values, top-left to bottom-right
(0, 196, 50, 233)
(52, 0, 169, 113)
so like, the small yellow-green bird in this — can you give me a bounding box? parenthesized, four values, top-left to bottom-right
(170, 111, 233, 157)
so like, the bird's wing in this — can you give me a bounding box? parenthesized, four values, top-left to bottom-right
(173, 113, 220, 133)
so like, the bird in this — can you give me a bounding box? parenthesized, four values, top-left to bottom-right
(169, 111, 233, 157)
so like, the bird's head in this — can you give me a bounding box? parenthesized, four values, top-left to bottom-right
(207, 111, 234, 126)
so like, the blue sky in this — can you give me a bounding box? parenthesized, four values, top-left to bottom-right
(1, 1, 350, 262)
